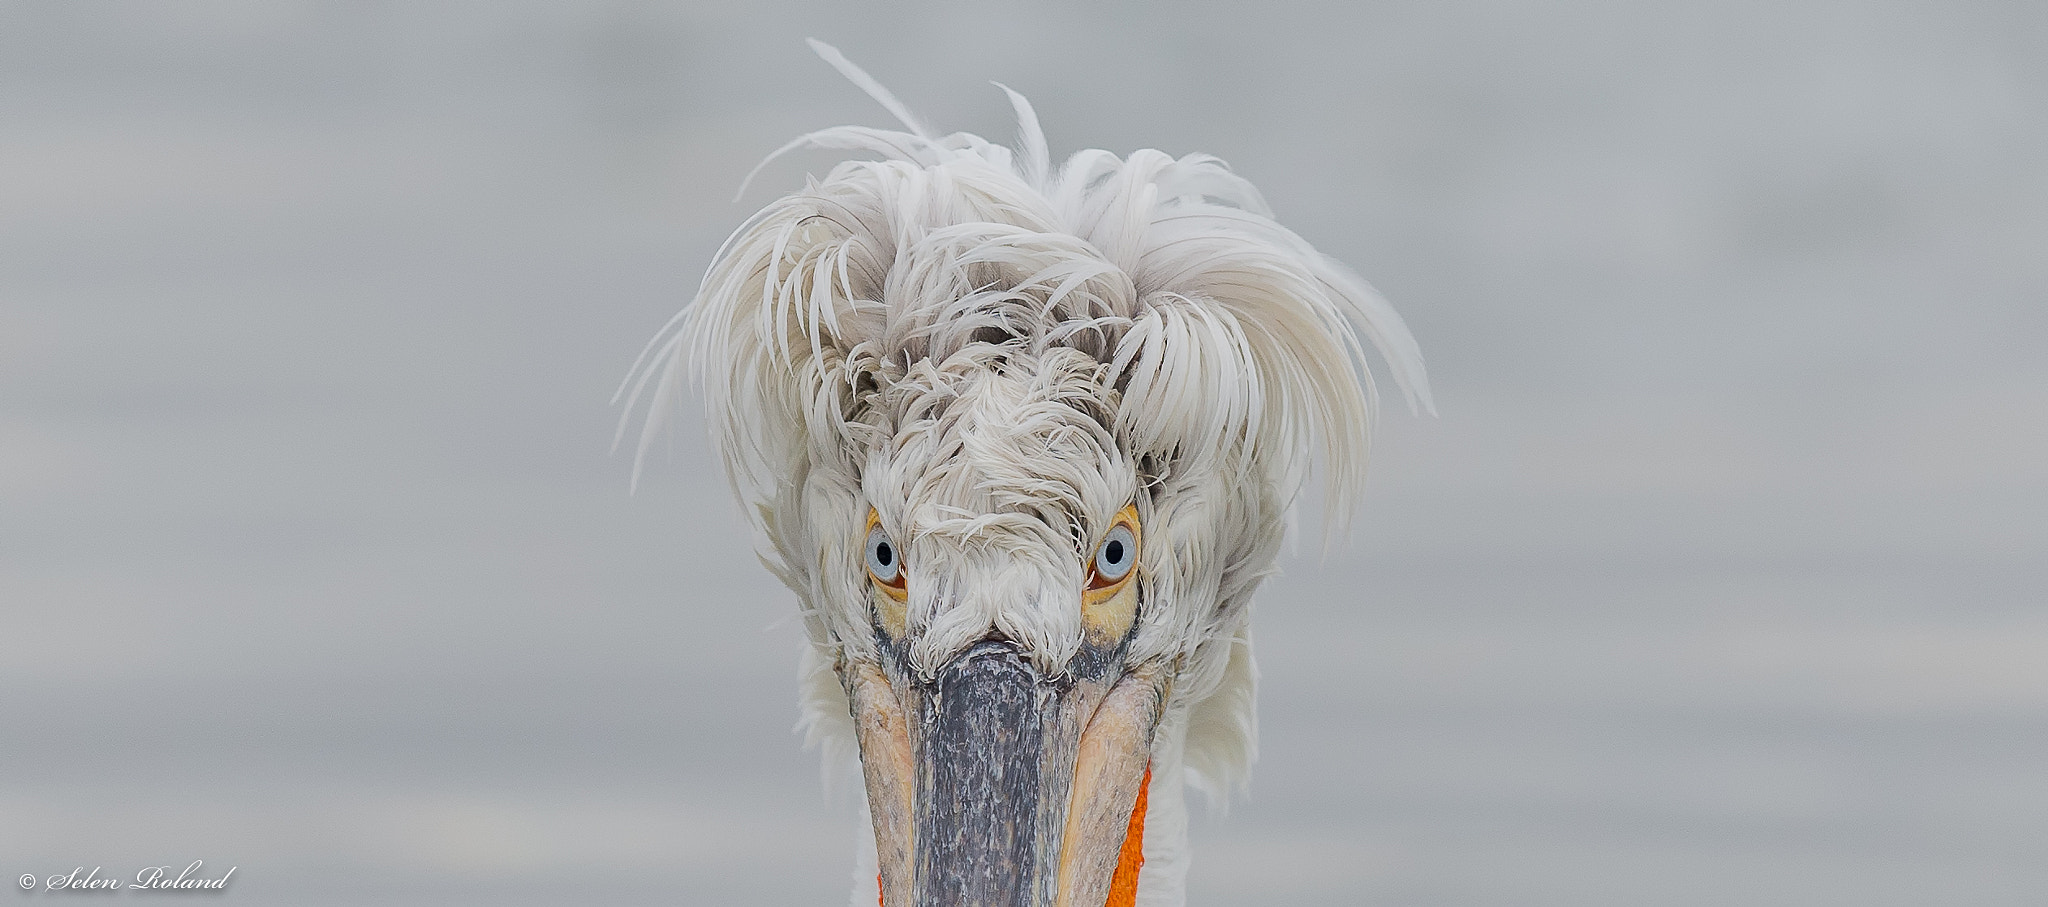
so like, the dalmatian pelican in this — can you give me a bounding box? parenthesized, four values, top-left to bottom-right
(621, 40, 1430, 907)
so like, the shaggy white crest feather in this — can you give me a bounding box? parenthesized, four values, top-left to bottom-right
(619, 40, 1431, 905)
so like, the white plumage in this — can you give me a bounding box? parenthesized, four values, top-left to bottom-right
(622, 40, 1430, 906)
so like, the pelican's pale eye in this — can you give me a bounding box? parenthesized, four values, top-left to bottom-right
(1085, 506, 1142, 593)
(863, 510, 909, 631)
(865, 524, 904, 587)
(1093, 525, 1136, 583)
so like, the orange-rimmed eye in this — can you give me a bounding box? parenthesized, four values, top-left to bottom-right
(865, 524, 903, 586)
(863, 510, 908, 603)
(1081, 505, 1142, 645)
(1089, 524, 1136, 588)
(1085, 506, 1141, 592)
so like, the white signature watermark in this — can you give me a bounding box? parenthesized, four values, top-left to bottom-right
(19, 862, 234, 893)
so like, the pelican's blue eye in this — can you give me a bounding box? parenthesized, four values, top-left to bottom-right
(865, 525, 902, 585)
(1093, 523, 1137, 584)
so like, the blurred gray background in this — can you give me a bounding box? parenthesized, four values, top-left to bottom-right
(4, 2, 2044, 904)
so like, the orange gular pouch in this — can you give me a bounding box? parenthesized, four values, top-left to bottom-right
(1105, 764, 1151, 907)
(875, 764, 1151, 907)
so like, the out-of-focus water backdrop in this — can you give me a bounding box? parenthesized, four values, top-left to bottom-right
(4, 3, 2044, 904)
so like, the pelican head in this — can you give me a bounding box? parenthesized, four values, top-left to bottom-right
(623, 42, 1429, 907)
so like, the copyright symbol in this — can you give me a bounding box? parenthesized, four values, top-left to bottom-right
(17, 874, 32, 890)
